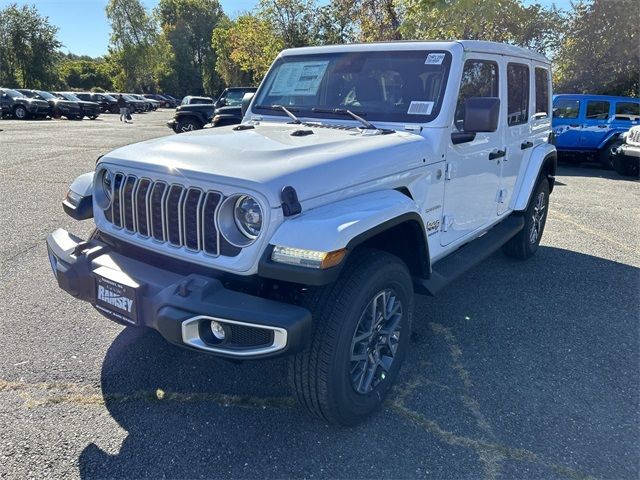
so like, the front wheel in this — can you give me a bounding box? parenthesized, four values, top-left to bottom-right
(13, 105, 27, 119)
(177, 119, 201, 133)
(503, 177, 550, 260)
(289, 249, 414, 426)
(598, 138, 623, 170)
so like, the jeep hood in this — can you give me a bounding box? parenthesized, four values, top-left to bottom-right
(100, 123, 427, 207)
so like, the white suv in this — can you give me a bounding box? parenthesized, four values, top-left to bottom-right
(47, 41, 556, 425)
(613, 125, 640, 177)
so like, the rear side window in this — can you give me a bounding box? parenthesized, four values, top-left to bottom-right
(507, 63, 529, 126)
(454, 60, 499, 131)
(534, 67, 549, 117)
(615, 102, 640, 116)
(586, 101, 610, 120)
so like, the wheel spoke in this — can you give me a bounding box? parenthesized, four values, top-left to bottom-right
(359, 359, 377, 393)
(379, 354, 393, 372)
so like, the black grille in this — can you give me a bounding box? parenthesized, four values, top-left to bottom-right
(229, 324, 274, 347)
(102, 174, 240, 257)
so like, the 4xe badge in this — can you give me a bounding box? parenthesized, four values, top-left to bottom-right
(95, 275, 138, 324)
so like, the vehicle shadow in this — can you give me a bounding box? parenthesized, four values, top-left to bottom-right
(557, 162, 637, 181)
(78, 246, 639, 479)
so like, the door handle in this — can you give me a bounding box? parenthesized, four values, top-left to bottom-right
(489, 149, 506, 160)
(521, 141, 533, 150)
(569, 124, 581, 128)
(597, 125, 608, 128)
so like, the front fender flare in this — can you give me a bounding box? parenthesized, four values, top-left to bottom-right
(259, 190, 427, 286)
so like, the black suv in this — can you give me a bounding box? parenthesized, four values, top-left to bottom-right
(75, 92, 119, 113)
(56, 92, 101, 119)
(16, 89, 82, 120)
(0, 88, 51, 119)
(167, 87, 257, 133)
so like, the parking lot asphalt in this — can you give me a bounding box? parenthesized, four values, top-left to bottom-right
(0, 111, 638, 480)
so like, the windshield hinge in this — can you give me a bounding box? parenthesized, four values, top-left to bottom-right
(404, 124, 422, 132)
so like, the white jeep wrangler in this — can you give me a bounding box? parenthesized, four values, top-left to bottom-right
(47, 41, 556, 425)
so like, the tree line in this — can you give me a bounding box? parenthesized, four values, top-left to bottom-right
(0, 0, 637, 98)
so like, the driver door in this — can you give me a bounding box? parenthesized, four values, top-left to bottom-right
(441, 57, 504, 246)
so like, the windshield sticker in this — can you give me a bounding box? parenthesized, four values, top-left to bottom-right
(407, 101, 434, 115)
(425, 53, 446, 65)
(269, 61, 330, 97)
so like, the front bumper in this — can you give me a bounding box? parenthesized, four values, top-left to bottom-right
(46, 228, 312, 359)
(618, 144, 640, 158)
(166, 119, 178, 132)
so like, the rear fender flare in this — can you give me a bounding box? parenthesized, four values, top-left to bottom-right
(512, 144, 557, 212)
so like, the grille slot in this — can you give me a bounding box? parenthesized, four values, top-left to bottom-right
(165, 185, 185, 246)
(101, 175, 241, 258)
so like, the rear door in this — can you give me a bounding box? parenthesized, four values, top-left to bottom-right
(498, 60, 532, 215)
(583, 99, 612, 149)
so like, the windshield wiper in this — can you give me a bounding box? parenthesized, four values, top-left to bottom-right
(311, 108, 377, 130)
(254, 104, 301, 124)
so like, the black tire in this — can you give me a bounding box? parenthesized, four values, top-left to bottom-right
(13, 105, 27, 120)
(503, 177, 550, 260)
(89, 115, 98, 120)
(598, 138, 623, 170)
(612, 152, 640, 178)
(289, 249, 414, 426)
(177, 118, 201, 133)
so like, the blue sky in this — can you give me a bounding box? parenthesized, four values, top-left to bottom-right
(0, 0, 573, 58)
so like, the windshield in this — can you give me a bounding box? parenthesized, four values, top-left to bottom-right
(254, 50, 452, 124)
(3, 89, 25, 98)
(36, 90, 55, 100)
(61, 92, 80, 101)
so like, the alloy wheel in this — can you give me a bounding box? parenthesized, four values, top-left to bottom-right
(350, 289, 403, 394)
(529, 191, 546, 244)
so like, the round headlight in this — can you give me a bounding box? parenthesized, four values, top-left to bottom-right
(234, 195, 262, 239)
(218, 194, 263, 247)
(95, 169, 113, 209)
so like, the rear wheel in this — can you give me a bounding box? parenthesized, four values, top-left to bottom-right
(289, 249, 414, 426)
(503, 177, 549, 260)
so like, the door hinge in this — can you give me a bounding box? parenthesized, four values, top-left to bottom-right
(497, 188, 507, 203)
(441, 215, 453, 232)
(445, 163, 453, 180)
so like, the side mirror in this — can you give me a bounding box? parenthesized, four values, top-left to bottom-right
(216, 98, 226, 108)
(241, 92, 255, 118)
(463, 97, 500, 133)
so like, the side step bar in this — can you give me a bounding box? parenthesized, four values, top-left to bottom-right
(415, 215, 525, 296)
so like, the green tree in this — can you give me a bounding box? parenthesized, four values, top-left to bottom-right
(105, 0, 161, 91)
(401, 0, 563, 54)
(257, 0, 317, 47)
(156, 0, 225, 96)
(0, 3, 62, 88)
(57, 54, 113, 91)
(554, 0, 639, 96)
(212, 14, 283, 85)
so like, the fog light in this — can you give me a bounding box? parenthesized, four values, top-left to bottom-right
(210, 321, 226, 340)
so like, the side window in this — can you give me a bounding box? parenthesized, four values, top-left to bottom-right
(615, 102, 640, 117)
(507, 63, 529, 126)
(454, 60, 499, 132)
(553, 99, 580, 118)
(534, 67, 549, 117)
(586, 101, 610, 120)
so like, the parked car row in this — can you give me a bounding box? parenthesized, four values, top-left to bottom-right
(0, 87, 179, 120)
(167, 87, 257, 133)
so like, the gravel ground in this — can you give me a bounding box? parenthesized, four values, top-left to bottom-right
(0, 111, 638, 480)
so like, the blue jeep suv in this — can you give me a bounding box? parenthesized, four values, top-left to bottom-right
(552, 94, 640, 169)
